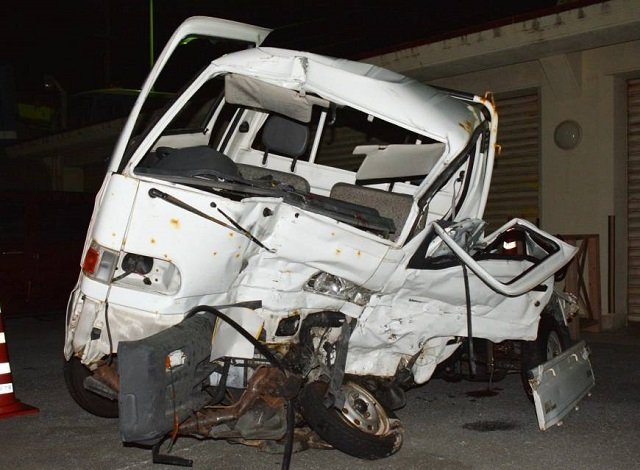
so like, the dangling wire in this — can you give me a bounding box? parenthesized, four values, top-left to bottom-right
(462, 264, 477, 378)
(104, 301, 114, 366)
(183, 305, 295, 470)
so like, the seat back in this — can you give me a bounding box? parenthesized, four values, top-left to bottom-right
(261, 115, 309, 170)
(330, 183, 413, 240)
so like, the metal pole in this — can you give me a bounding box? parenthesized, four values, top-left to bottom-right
(608, 215, 615, 313)
(462, 264, 476, 377)
(149, 0, 154, 69)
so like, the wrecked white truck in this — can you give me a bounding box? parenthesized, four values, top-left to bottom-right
(63, 16, 593, 466)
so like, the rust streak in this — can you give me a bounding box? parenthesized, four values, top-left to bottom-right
(93, 363, 120, 392)
(178, 367, 292, 437)
(170, 218, 180, 229)
(458, 120, 474, 133)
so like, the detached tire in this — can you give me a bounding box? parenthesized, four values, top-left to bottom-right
(300, 381, 403, 460)
(64, 358, 119, 418)
(521, 315, 572, 401)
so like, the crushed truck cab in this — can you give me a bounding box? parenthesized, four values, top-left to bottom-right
(63, 16, 588, 464)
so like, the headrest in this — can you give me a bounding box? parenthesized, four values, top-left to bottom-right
(261, 115, 309, 158)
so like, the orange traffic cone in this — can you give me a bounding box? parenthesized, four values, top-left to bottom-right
(0, 310, 38, 419)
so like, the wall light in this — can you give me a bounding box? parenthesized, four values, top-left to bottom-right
(554, 120, 582, 150)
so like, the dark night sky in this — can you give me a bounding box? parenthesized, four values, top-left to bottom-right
(1, 0, 572, 98)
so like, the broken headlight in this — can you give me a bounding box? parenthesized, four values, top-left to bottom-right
(304, 272, 371, 306)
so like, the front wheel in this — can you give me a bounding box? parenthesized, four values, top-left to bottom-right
(64, 358, 119, 418)
(299, 381, 403, 460)
(521, 315, 571, 400)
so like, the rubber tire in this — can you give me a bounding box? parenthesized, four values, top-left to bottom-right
(63, 358, 119, 418)
(521, 315, 572, 401)
(299, 381, 402, 460)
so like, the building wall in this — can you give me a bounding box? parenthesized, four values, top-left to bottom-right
(368, 0, 640, 328)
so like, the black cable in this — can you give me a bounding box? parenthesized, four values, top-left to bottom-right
(104, 301, 114, 366)
(462, 265, 476, 377)
(184, 305, 284, 371)
(433, 221, 479, 378)
(183, 305, 294, 470)
(281, 399, 295, 470)
(205, 358, 231, 405)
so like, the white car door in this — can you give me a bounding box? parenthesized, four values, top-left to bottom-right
(108, 17, 271, 173)
(401, 218, 577, 343)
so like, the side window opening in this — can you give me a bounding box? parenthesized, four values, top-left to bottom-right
(163, 78, 225, 134)
(129, 39, 250, 143)
(135, 78, 239, 172)
(314, 106, 435, 180)
(211, 103, 242, 151)
(120, 39, 252, 172)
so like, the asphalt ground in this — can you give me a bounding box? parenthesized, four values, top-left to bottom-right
(0, 313, 639, 470)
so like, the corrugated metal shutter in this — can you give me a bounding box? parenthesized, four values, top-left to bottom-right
(626, 78, 640, 319)
(483, 92, 540, 231)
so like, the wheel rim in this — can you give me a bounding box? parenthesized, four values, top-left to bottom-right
(546, 330, 563, 360)
(339, 382, 390, 435)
